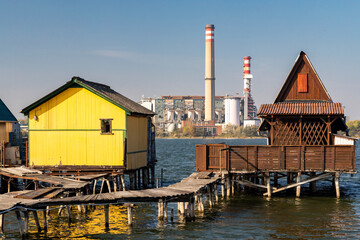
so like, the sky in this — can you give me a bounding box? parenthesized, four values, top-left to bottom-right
(1, 1, 360, 120)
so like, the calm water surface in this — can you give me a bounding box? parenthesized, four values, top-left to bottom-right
(2, 138, 360, 239)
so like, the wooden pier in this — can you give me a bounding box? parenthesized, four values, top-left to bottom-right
(0, 171, 223, 237)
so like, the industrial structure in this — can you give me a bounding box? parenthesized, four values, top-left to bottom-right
(204, 24, 215, 121)
(21, 77, 156, 189)
(140, 24, 260, 135)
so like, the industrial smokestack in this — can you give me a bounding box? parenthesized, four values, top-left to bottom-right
(205, 24, 215, 121)
(243, 56, 253, 120)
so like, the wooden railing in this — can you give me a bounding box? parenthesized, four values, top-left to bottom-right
(196, 144, 356, 172)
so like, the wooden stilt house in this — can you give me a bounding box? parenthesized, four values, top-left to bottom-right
(196, 52, 355, 197)
(21, 77, 156, 176)
(257, 51, 348, 145)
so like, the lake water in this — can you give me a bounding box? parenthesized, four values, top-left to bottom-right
(1, 138, 360, 239)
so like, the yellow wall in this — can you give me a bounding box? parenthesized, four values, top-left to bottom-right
(28, 87, 126, 166)
(126, 116, 148, 169)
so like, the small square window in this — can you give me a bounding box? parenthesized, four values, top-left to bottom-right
(100, 119, 113, 135)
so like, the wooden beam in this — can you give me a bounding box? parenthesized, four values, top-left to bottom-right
(24, 211, 29, 235)
(233, 179, 269, 190)
(15, 211, 24, 236)
(264, 173, 333, 196)
(32, 210, 41, 232)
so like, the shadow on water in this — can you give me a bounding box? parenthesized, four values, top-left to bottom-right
(1, 139, 359, 239)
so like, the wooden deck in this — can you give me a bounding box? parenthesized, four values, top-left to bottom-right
(0, 167, 89, 189)
(196, 144, 356, 173)
(0, 172, 220, 212)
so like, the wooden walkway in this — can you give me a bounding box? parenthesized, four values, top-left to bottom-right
(0, 172, 220, 212)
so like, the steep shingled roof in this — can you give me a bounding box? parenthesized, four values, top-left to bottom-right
(21, 77, 155, 116)
(0, 99, 17, 122)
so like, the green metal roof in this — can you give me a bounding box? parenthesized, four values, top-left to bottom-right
(21, 77, 155, 117)
(0, 99, 17, 122)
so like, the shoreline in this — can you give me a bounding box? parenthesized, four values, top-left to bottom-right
(155, 136, 268, 139)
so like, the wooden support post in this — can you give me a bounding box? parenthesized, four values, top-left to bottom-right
(158, 200, 164, 221)
(207, 185, 213, 207)
(296, 172, 301, 198)
(151, 165, 155, 186)
(221, 174, 225, 198)
(104, 205, 109, 229)
(113, 176, 118, 192)
(106, 179, 112, 193)
(161, 168, 164, 187)
(93, 180, 97, 194)
(66, 205, 71, 223)
(189, 196, 195, 219)
(137, 169, 141, 189)
(15, 211, 24, 237)
(43, 209, 48, 231)
(24, 211, 29, 235)
(214, 183, 219, 202)
(0, 214, 4, 233)
(170, 209, 174, 222)
(121, 175, 126, 191)
(156, 178, 159, 188)
(266, 173, 271, 198)
(164, 201, 168, 221)
(32, 210, 41, 232)
(126, 204, 133, 226)
(226, 176, 231, 197)
(335, 172, 340, 198)
(142, 168, 148, 189)
(178, 202, 185, 215)
(129, 172, 135, 190)
(310, 172, 317, 192)
(231, 176, 235, 194)
(100, 179, 105, 193)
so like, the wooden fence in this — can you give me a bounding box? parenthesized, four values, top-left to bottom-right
(196, 144, 356, 172)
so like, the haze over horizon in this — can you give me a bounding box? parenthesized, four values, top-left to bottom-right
(1, 1, 359, 120)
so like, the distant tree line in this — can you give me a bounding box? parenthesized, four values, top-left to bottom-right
(347, 120, 360, 138)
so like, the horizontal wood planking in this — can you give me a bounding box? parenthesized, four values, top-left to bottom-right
(196, 144, 356, 172)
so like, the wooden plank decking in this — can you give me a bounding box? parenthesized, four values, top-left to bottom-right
(0, 172, 220, 212)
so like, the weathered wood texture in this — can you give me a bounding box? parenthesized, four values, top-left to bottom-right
(0, 172, 220, 212)
(196, 144, 355, 172)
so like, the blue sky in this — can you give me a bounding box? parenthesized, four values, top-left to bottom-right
(1, 1, 360, 119)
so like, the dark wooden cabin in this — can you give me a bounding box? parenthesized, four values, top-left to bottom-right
(258, 51, 347, 145)
(196, 52, 355, 177)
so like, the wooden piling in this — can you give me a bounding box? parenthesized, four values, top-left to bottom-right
(158, 200, 164, 221)
(207, 185, 213, 207)
(32, 210, 41, 232)
(0, 214, 4, 232)
(266, 173, 271, 197)
(124, 203, 133, 226)
(129, 172, 135, 190)
(24, 211, 29, 235)
(137, 169, 141, 189)
(335, 172, 340, 198)
(15, 210, 24, 236)
(164, 201, 168, 221)
(296, 172, 301, 198)
(43, 209, 48, 231)
(226, 176, 231, 197)
(93, 179, 97, 194)
(66, 205, 71, 223)
(120, 174, 126, 191)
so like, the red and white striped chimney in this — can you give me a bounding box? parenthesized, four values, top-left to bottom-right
(243, 56, 253, 120)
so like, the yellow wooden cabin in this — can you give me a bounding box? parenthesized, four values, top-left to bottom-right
(21, 77, 156, 172)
